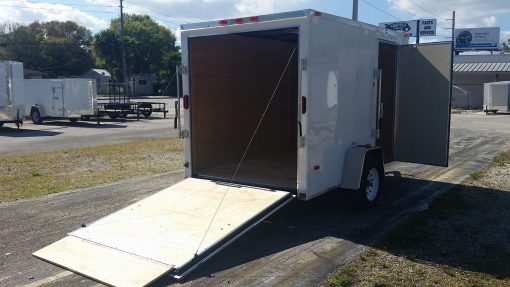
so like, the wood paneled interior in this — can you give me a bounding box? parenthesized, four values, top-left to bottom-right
(377, 42, 398, 163)
(189, 30, 298, 190)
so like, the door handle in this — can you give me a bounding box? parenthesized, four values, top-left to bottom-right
(54, 97, 59, 99)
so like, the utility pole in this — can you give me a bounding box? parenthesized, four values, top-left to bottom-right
(352, 0, 358, 21)
(416, 20, 420, 44)
(119, 0, 128, 89)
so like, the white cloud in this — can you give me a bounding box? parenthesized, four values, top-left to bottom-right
(0, 0, 108, 31)
(482, 16, 496, 27)
(388, 0, 510, 40)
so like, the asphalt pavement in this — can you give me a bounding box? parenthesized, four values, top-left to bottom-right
(1, 113, 510, 287)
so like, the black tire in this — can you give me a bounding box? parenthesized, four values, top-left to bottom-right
(142, 110, 152, 118)
(119, 112, 128, 118)
(81, 115, 91, 121)
(31, 109, 43, 124)
(69, 118, 79, 123)
(108, 112, 119, 119)
(357, 156, 383, 207)
(0, 122, 4, 127)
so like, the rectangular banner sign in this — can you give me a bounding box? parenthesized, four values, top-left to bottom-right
(454, 27, 500, 51)
(379, 19, 436, 37)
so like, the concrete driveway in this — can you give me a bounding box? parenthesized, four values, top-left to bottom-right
(1, 113, 510, 287)
(0, 117, 178, 156)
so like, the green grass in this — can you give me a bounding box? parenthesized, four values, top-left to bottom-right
(0, 138, 183, 202)
(323, 149, 510, 287)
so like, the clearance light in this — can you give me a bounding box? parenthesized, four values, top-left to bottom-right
(313, 11, 322, 16)
(248, 16, 258, 22)
(301, 96, 307, 114)
(183, 95, 189, 110)
(234, 18, 243, 24)
(219, 19, 228, 25)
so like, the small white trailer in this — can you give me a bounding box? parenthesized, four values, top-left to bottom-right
(25, 78, 97, 124)
(0, 61, 25, 128)
(483, 81, 510, 114)
(34, 10, 452, 286)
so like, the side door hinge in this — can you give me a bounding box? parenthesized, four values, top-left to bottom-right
(181, 129, 189, 138)
(179, 65, 188, 75)
(301, 59, 307, 71)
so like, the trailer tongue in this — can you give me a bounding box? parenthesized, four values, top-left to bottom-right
(33, 178, 294, 286)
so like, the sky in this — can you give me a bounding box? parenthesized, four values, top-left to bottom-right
(1, 0, 509, 46)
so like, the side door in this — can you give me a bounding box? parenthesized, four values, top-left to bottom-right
(394, 42, 452, 167)
(51, 80, 64, 116)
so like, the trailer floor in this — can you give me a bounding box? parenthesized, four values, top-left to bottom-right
(2, 113, 510, 287)
(195, 152, 297, 190)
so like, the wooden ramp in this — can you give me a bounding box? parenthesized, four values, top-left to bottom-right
(33, 178, 294, 287)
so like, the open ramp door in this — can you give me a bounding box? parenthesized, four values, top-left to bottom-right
(34, 178, 294, 286)
(394, 42, 452, 167)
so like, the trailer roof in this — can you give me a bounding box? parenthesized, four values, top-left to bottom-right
(181, 9, 311, 31)
(181, 9, 402, 39)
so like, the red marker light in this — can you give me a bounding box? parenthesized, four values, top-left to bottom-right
(234, 18, 243, 24)
(219, 19, 228, 25)
(248, 16, 258, 22)
(313, 11, 322, 16)
(183, 95, 189, 110)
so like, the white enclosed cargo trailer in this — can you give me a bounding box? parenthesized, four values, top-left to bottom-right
(483, 81, 510, 114)
(34, 10, 452, 286)
(25, 78, 97, 124)
(0, 61, 25, 128)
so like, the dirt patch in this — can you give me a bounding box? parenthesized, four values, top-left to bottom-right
(0, 137, 183, 202)
(322, 150, 510, 287)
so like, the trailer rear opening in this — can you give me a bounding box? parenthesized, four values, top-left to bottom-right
(189, 28, 299, 190)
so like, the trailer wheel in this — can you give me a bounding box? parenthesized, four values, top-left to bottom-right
(108, 112, 119, 119)
(358, 156, 383, 206)
(31, 109, 43, 124)
(0, 122, 4, 127)
(119, 112, 128, 118)
(69, 118, 79, 123)
(140, 103, 152, 118)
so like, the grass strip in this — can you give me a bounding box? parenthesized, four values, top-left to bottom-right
(323, 149, 510, 287)
(0, 137, 183, 202)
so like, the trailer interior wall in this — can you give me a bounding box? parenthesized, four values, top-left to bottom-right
(189, 29, 299, 190)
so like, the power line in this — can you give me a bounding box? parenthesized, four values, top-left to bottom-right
(0, 41, 88, 46)
(6, 0, 116, 8)
(388, 1, 418, 18)
(0, 3, 117, 13)
(406, 0, 441, 19)
(360, 0, 401, 21)
(123, 0, 181, 27)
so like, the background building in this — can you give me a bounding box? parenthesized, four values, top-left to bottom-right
(452, 54, 510, 109)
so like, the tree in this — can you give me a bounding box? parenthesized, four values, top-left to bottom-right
(501, 39, 510, 54)
(0, 21, 94, 77)
(93, 14, 180, 79)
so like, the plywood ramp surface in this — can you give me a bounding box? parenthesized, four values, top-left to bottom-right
(33, 236, 169, 287)
(33, 178, 292, 286)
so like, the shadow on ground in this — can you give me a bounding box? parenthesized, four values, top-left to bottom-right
(33, 121, 128, 129)
(151, 173, 509, 286)
(0, 127, 62, 137)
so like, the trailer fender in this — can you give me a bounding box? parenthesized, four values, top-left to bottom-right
(340, 146, 384, 190)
